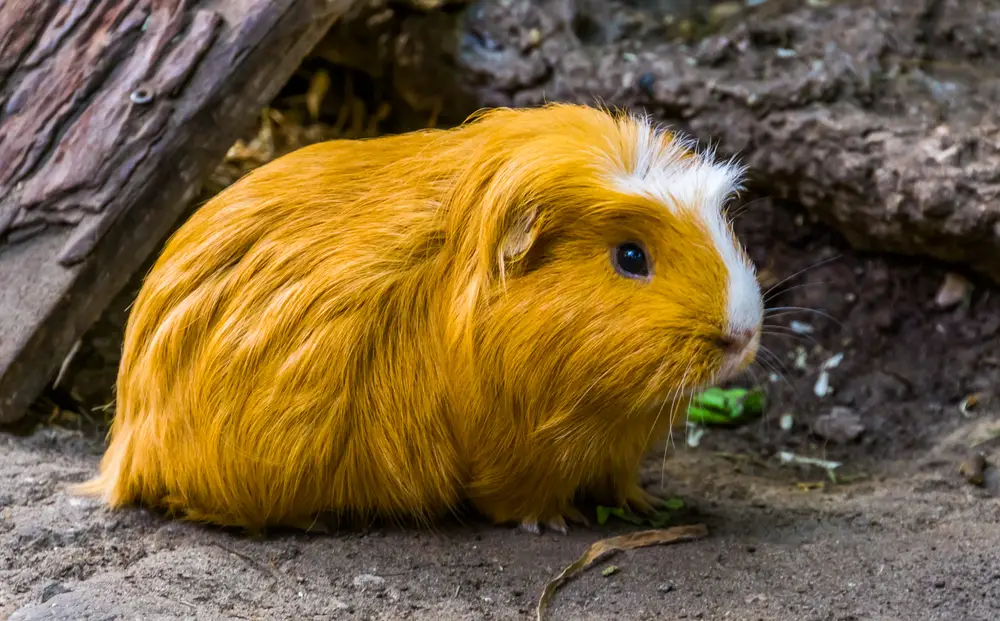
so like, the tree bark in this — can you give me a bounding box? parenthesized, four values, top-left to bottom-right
(0, 0, 358, 423)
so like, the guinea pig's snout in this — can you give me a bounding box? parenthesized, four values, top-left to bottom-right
(717, 327, 757, 356)
(714, 326, 761, 382)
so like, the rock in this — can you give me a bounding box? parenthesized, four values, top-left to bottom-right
(10, 590, 189, 621)
(10, 592, 100, 621)
(983, 469, 1000, 498)
(38, 584, 69, 604)
(812, 407, 865, 444)
(353, 574, 387, 591)
(332, 597, 353, 610)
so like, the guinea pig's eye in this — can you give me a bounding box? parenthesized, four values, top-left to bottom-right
(612, 242, 650, 280)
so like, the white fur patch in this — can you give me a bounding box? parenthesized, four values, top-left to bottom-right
(609, 114, 763, 334)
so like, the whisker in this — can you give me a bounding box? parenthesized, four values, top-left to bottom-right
(754, 346, 789, 379)
(746, 362, 782, 408)
(741, 364, 773, 435)
(662, 369, 683, 454)
(726, 196, 770, 222)
(762, 326, 826, 350)
(762, 280, 835, 304)
(752, 356, 787, 394)
(756, 346, 799, 397)
(662, 358, 695, 489)
(762, 253, 844, 300)
(765, 306, 842, 327)
(639, 370, 673, 475)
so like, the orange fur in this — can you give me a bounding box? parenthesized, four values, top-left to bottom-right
(72, 103, 761, 531)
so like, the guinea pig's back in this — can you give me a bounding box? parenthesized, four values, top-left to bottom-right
(85, 133, 465, 528)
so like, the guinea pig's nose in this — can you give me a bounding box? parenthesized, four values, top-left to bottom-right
(718, 328, 756, 354)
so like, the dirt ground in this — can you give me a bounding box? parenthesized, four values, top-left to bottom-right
(4, 0, 1000, 618)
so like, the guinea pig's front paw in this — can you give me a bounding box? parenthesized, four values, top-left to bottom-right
(624, 484, 671, 517)
(517, 507, 590, 535)
(519, 517, 567, 535)
(544, 516, 569, 535)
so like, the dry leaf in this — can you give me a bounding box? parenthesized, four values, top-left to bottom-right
(306, 68, 331, 123)
(535, 524, 708, 621)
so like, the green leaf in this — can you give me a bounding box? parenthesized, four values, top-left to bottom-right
(687, 406, 732, 425)
(596, 505, 614, 525)
(741, 388, 765, 415)
(649, 516, 669, 528)
(610, 507, 645, 525)
(688, 385, 766, 426)
(595, 497, 686, 528)
(691, 387, 731, 410)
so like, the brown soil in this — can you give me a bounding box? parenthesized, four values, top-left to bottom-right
(3, 1, 1000, 619)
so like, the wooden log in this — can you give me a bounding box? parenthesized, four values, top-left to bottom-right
(0, 0, 358, 423)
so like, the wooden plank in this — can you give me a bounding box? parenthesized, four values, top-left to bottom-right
(0, 0, 358, 423)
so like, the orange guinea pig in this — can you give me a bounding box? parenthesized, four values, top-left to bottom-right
(72, 103, 763, 534)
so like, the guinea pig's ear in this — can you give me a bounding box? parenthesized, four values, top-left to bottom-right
(497, 206, 539, 277)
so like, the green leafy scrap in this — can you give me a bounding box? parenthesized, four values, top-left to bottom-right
(687, 386, 766, 426)
(595, 497, 685, 528)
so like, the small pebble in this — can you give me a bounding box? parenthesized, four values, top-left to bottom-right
(779, 413, 794, 431)
(657, 582, 675, 593)
(789, 320, 813, 334)
(813, 371, 830, 398)
(822, 352, 845, 370)
(353, 574, 387, 591)
(332, 598, 352, 610)
(812, 406, 865, 444)
(959, 453, 987, 486)
(934, 272, 972, 309)
(40, 582, 70, 603)
(793, 347, 808, 371)
(686, 425, 706, 448)
(982, 465, 1000, 497)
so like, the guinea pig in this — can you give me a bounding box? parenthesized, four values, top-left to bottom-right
(72, 103, 763, 534)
